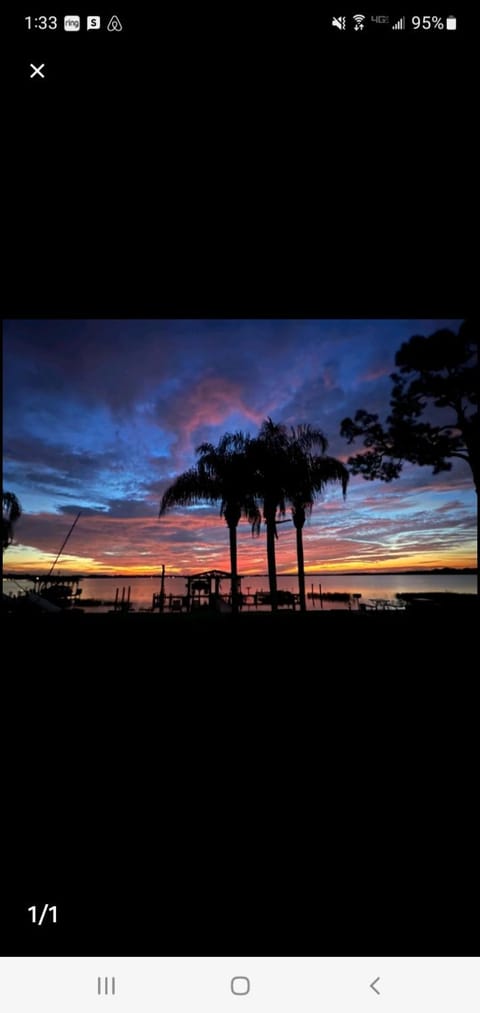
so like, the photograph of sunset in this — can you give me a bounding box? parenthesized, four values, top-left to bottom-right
(3, 319, 477, 611)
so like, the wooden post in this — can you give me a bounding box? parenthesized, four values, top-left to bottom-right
(159, 564, 165, 612)
(319, 583, 323, 609)
(114, 587, 119, 610)
(311, 583, 315, 607)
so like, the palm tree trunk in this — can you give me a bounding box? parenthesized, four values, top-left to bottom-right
(265, 516, 278, 611)
(229, 522, 239, 614)
(295, 522, 306, 612)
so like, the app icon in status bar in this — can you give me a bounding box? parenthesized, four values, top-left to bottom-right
(64, 15, 80, 30)
(63, 15, 123, 31)
(107, 15, 123, 31)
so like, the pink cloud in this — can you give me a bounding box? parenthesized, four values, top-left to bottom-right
(162, 375, 264, 465)
(359, 365, 391, 382)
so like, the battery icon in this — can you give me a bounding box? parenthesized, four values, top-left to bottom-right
(446, 15, 457, 30)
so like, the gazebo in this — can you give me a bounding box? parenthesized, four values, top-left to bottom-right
(185, 569, 242, 611)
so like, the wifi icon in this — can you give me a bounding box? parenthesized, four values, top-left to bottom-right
(353, 13, 366, 30)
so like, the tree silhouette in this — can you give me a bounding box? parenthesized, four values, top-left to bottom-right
(340, 321, 478, 494)
(2, 491, 22, 552)
(284, 425, 349, 612)
(159, 433, 260, 613)
(250, 421, 348, 612)
(248, 419, 289, 612)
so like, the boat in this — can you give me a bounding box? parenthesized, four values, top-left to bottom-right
(4, 511, 84, 614)
(33, 575, 83, 608)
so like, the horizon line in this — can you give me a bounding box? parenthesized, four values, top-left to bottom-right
(3, 567, 478, 579)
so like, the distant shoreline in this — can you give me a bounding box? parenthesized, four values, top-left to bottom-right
(3, 568, 477, 580)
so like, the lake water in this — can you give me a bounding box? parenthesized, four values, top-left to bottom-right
(4, 573, 477, 611)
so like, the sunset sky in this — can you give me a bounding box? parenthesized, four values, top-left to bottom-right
(3, 319, 476, 576)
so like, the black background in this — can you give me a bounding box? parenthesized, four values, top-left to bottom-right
(4, 8, 473, 316)
(2, 7, 477, 956)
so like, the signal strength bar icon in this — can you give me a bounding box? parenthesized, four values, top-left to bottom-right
(392, 16, 405, 30)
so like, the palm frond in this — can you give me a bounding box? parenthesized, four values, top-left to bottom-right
(291, 424, 328, 455)
(2, 490, 22, 551)
(310, 456, 349, 499)
(3, 491, 22, 524)
(159, 468, 218, 516)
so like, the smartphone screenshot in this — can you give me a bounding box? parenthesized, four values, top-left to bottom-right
(2, 7, 478, 1010)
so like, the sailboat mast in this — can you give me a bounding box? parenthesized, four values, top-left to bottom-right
(47, 511, 82, 578)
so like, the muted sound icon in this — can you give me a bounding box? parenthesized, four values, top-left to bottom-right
(98, 977, 116, 996)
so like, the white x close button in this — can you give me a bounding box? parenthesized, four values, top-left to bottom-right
(30, 63, 45, 78)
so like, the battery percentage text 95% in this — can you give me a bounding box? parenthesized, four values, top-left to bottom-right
(412, 15, 445, 28)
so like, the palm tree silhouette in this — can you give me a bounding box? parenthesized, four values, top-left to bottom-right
(284, 425, 349, 611)
(248, 419, 289, 612)
(2, 491, 22, 552)
(251, 421, 348, 611)
(159, 433, 260, 613)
